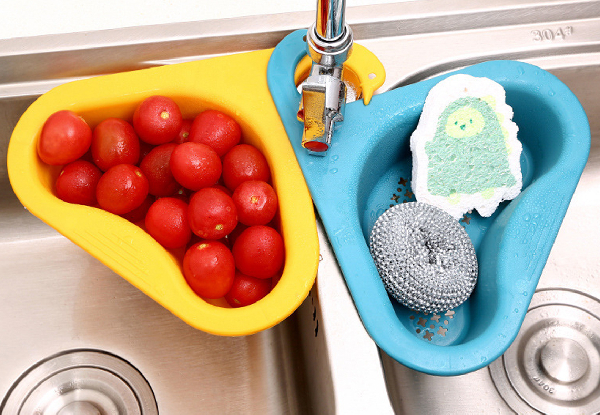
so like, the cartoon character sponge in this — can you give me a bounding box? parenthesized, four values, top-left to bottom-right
(410, 74, 522, 219)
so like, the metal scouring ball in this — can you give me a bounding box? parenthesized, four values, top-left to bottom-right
(369, 201, 478, 314)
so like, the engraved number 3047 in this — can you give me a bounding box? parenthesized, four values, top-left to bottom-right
(532, 26, 573, 41)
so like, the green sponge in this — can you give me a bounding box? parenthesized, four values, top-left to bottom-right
(410, 74, 522, 218)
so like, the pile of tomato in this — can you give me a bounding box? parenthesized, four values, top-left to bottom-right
(38, 96, 284, 308)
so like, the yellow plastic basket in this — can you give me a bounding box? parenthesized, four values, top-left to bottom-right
(7, 47, 320, 336)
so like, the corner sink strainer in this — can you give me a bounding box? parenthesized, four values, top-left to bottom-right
(267, 29, 591, 375)
(7, 46, 319, 336)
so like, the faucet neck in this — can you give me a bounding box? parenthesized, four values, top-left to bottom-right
(315, 0, 347, 41)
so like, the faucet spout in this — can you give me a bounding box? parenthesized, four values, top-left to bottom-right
(298, 63, 346, 154)
(299, 0, 353, 156)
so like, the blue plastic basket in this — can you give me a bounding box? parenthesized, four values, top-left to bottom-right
(267, 30, 591, 375)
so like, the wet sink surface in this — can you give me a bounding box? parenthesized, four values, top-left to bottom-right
(2, 0, 600, 414)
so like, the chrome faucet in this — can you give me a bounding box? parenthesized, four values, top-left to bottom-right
(298, 0, 353, 155)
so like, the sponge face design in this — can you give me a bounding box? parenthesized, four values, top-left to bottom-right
(425, 96, 517, 197)
(411, 74, 522, 218)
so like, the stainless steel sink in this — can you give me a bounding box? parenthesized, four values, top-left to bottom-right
(2, 0, 600, 413)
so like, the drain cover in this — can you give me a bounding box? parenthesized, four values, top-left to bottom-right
(490, 289, 600, 414)
(1, 350, 158, 415)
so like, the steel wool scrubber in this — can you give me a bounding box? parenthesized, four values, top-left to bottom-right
(369, 202, 478, 314)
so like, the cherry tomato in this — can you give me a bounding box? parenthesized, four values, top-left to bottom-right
(170, 142, 222, 191)
(96, 164, 149, 214)
(139, 143, 179, 197)
(133, 95, 183, 145)
(91, 117, 140, 171)
(188, 187, 237, 240)
(145, 197, 191, 249)
(271, 271, 282, 290)
(172, 187, 190, 202)
(232, 180, 278, 226)
(232, 225, 284, 279)
(174, 118, 193, 144)
(226, 222, 248, 247)
(38, 110, 92, 165)
(187, 232, 230, 250)
(55, 160, 102, 206)
(224, 270, 272, 307)
(121, 194, 155, 223)
(138, 141, 155, 163)
(183, 241, 235, 299)
(211, 184, 232, 197)
(189, 110, 241, 157)
(222, 144, 270, 191)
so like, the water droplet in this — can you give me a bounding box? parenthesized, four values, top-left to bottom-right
(524, 214, 531, 221)
(331, 155, 339, 161)
(548, 89, 556, 97)
(517, 66, 526, 76)
(329, 168, 338, 174)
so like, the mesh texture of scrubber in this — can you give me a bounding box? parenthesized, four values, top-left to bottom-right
(369, 201, 478, 314)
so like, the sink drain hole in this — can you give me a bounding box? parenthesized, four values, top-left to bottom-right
(490, 289, 600, 415)
(1, 349, 158, 415)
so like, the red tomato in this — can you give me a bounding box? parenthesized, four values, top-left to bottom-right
(55, 160, 102, 206)
(138, 141, 155, 163)
(38, 110, 92, 165)
(96, 164, 149, 214)
(139, 143, 179, 197)
(188, 187, 237, 240)
(172, 187, 190, 202)
(211, 184, 232, 197)
(189, 110, 241, 157)
(188, 233, 230, 250)
(224, 270, 272, 307)
(133, 95, 183, 145)
(222, 144, 270, 191)
(121, 194, 155, 223)
(174, 118, 193, 144)
(170, 142, 222, 191)
(145, 197, 191, 249)
(232, 225, 284, 279)
(271, 271, 282, 290)
(232, 180, 278, 226)
(91, 117, 140, 171)
(226, 222, 248, 247)
(183, 241, 235, 299)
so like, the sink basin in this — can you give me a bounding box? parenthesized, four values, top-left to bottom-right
(2, 0, 600, 413)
